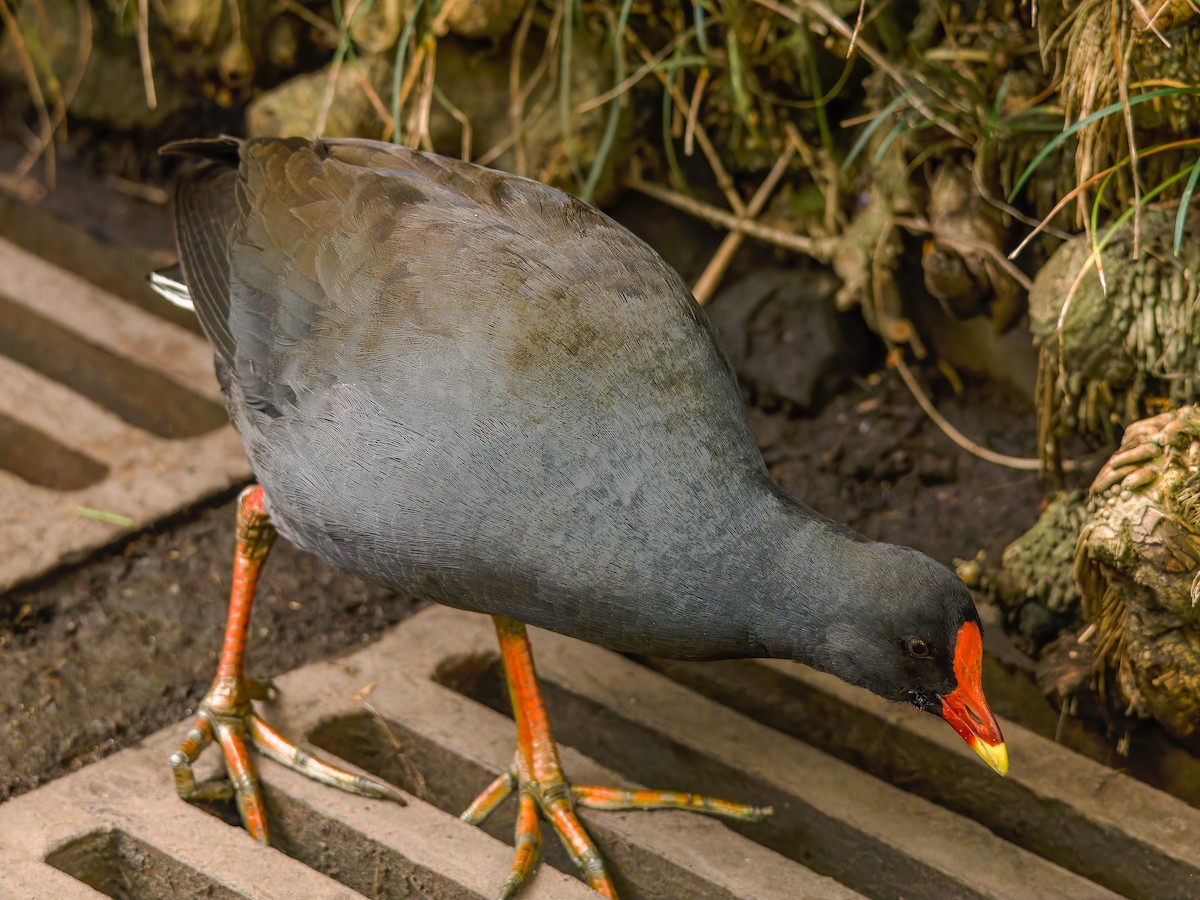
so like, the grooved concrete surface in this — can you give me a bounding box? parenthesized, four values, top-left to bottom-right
(0, 237, 250, 592)
(4, 606, 1197, 898)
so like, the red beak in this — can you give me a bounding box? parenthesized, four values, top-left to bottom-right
(940, 621, 1008, 775)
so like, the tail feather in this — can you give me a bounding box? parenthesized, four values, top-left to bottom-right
(160, 135, 243, 165)
(166, 145, 241, 368)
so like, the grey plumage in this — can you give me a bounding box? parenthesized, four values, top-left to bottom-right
(166, 136, 978, 704)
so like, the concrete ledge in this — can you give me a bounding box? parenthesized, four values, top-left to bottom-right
(640, 654, 1200, 899)
(0, 237, 250, 592)
(4, 606, 1192, 897)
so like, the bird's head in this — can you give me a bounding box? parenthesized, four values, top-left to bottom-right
(808, 543, 1008, 776)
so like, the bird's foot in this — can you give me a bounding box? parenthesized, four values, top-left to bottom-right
(461, 752, 770, 899)
(466, 616, 769, 899)
(170, 484, 405, 841)
(169, 675, 405, 842)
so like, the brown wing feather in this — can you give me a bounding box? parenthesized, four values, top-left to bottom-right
(166, 137, 244, 369)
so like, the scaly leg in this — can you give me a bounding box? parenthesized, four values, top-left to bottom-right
(462, 616, 770, 899)
(169, 485, 404, 841)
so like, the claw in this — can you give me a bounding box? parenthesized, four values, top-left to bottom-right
(542, 793, 613, 897)
(498, 790, 542, 900)
(216, 722, 269, 842)
(250, 715, 405, 801)
(462, 769, 517, 826)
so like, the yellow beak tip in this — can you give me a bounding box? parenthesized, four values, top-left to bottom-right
(971, 738, 1009, 777)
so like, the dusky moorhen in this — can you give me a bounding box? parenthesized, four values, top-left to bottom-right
(153, 136, 1007, 899)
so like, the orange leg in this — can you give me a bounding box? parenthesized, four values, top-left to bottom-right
(462, 616, 770, 899)
(168, 485, 404, 842)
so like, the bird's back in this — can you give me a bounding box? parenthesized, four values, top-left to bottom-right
(172, 137, 774, 653)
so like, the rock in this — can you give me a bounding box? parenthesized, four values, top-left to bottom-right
(157, 0, 224, 47)
(0, 0, 191, 129)
(440, 0, 525, 39)
(246, 56, 392, 139)
(707, 269, 873, 413)
(346, 0, 403, 54)
(244, 28, 626, 201)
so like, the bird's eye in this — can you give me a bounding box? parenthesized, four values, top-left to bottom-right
(905, 638, 932, 659)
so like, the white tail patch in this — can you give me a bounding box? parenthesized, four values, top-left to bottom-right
(148, 270, 194, 311)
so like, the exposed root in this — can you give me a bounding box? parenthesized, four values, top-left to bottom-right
(890, 351, 1064, 472)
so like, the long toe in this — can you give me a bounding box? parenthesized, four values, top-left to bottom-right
(481, 615, 766, 898)
(498, 789, 543, 900)
(249, 714, 407, 802)
(462, 769, 518, 826)
(540, 793, 616, 898)
(216, 721, 271, 842)
(572, 785, 772, 821)
(168, 705, 273, 841)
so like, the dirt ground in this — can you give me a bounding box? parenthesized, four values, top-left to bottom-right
(0, 142, 1047, 802)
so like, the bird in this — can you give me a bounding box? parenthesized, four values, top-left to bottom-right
(152, 135, 1008, 899)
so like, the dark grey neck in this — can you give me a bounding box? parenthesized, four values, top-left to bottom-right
(656, 480, 884, 667)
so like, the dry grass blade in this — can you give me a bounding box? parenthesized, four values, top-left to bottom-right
(0, 0, 56, 188)
(136, 0, 157, 109)
(479, 0, 564, 169)
(576, 30, 687, 115)
(683, 66, 710, 157)
(315, 0, 355, 135)
(12, 0, 92, 189)
(627, 173, 838, 259)
(1131, 0, 1174, 43)
(848, 0, 867, 55)
(278, 0, 342, 41)
(581, 0, 635, 202)
(61, 0, 94, 126)
(889, 351, 1058, 471)
(1009, 136, 1200, 259)
(357, 73, 396, 138)
(433, 84, 473, 160)
(505, 0, 540, 174)
(388, 0, 456, 145)
(352, 685, 428, 800)
(759, 0, 963, 139)
(624, 27, 745, 215)
(414, 44, 436, 152)
(1112, 1, 1142, 256)
(314, 55, 345, 136)
(74, 506, 135, 527)
(692, 137, 797, 304)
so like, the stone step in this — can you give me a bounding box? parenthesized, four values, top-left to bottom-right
(0, 234, 249, 592)
(6, 605, 1191, 897)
